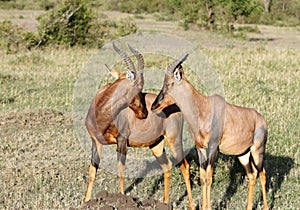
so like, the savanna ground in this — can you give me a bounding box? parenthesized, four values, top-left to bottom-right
(1, 8, 299, 210)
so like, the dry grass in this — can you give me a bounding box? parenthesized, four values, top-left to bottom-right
(0, 10, 299, 210)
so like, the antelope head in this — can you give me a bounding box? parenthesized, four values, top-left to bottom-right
(151, 54, 189, 113)
(108, 43, 148, 119)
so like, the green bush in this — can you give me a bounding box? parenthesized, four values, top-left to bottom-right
(37, 0, 93, 47)
(179, 0, 201, 29)
(39, 0, 55, 10)
(36, 0, 138, 48)
(0, 1, 138, 52)
(116, 17, 137, 36)
(0, 20, 39, 53)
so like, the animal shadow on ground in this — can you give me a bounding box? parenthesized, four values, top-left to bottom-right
(124, 153, 191, 207)
(125, 148, 294, 210)
(248, 38, 277, 42)
(124, 159, 164, 196)
(213, 152, 294, 210)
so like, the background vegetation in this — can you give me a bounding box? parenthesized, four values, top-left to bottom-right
(0, 0, 299, 209)
(107, 0, 300, 29)
(0, 0, 299, 52)
(0, 0, 137, 52)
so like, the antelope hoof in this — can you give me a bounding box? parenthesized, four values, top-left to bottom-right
(81, 198, 89, 206)
(189, 203, 196, 210)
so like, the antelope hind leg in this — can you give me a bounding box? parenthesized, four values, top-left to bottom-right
(83, 164, 97, 203)
(83, 139, 102, 203)
(206, 164, 214, 210)
(238, 151, 257, 210)
(259, 168, 268, 210)
(251, 141, 268, 209)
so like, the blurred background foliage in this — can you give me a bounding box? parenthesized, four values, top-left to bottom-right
(0, 0, 137, 52)
(113, 0, 300, 29)
(0, 0, 299, 52)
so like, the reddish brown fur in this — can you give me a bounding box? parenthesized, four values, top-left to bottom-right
(84, 81, 195, 209)
(83, 49, 195, 209)
(152, 57, 268, 210)
(85, 74, 144, 145)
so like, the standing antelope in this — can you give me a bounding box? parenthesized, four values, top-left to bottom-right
(151, 54, 268, 210)
(83, 44, 195, 209)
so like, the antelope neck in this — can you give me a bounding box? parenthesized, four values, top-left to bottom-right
(170, 82, 208, 132)
(110, 81, 138, 117)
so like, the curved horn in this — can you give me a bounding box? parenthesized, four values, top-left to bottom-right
(128, 44, 144, 73)
(166, 53, 189, 73)
(112, 42, 136, 72)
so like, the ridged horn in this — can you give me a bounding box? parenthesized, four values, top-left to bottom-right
(128, 44, 144, 73)
(112, 42, 136, 72)
(166, 53, 189, 73)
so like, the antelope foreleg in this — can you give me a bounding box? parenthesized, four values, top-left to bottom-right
(150, 139, 172, 204)
(199, 165, 213, 210)
(163, 165, 172, 204)
(179, 158, 195, 210)
(165, 132, 195, 209)
(199, 167, 208, 210)
(117, 136, 128, 195)
(206, 164, 213, 210)
(117, 155, 126, 194)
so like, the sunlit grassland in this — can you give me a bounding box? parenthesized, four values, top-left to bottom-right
(0, 42, 299, 209)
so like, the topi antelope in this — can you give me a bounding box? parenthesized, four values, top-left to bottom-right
(83, 44, 195, 209)
(151, 54, 268, 210)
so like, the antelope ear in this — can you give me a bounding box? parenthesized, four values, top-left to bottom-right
(126, 70, 136, 82)
(105, 64, 120, 79)
(174, 68, 182, 83)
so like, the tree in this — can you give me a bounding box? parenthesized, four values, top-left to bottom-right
(263, 0, 272, 12)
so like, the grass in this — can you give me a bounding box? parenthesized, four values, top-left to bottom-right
(1, 11, 299, 210)
(0, 0, 58, 10)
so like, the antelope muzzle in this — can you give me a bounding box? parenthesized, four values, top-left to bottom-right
(151, 90, 164, 113)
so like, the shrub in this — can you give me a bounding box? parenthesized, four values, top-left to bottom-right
(36, 0, 138, 48)
(0, 0, 138, 51)
(37, 0, 93, 46)
(116, 17, 137, 36)
(39, 0, 55, 10)
(0, 20, 39, 53)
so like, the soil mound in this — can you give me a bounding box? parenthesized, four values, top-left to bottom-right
(79, 191, 172, 210)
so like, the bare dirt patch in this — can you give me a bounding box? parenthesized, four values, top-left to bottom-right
(0, 9, 43, 31)
(78, 191, 171, 210)
(0, 108, 69, 129)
